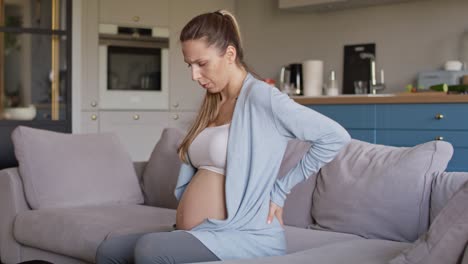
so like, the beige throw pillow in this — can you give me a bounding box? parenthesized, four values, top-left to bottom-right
(310, 139, 453, 242)
(12, 126, 143, 209)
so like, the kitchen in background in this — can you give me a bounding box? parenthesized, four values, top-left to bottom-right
(237, 0, 468, 95)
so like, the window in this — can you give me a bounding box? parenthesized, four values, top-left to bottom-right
(0, 0, 71, 121)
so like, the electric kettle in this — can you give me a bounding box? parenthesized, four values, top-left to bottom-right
(279, 63, 303, 96)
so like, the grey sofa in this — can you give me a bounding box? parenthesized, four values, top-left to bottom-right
(1, 127, 467, 264)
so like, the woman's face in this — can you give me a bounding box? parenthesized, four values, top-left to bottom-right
(182, 39, 233, 93)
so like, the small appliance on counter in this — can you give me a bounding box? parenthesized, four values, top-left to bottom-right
(417, 70, 468, 90)
(343, 43, 375, 94)
(279, 63, 303, 96)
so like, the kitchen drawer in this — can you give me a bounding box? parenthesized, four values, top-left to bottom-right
(447, 148, 468, 172)
(376, 104, 468, 130)
(99, 111, 169, 161)
(308, 104, 375, 129)
(81, 111, 99, 134)
(347, 129, 375, 143)
(376, 130, 468, 148)
(168, 111, 197, 131)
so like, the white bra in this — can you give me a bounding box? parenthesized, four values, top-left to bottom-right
(188, 123, 230, 175)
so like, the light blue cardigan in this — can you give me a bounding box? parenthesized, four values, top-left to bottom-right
(174, 73, 351, 260)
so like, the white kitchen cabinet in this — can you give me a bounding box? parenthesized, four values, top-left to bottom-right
(81, 0, 99, 111)
(279, 0, 414, 12)
(99, 111, 169, 161)
(80, 111, 99, 134)
(99, 0, 169, 27)
(168, 0, 235, 111)
(168, 111, 197, 132)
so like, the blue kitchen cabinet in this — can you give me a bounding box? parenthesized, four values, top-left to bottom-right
(376, 104, 468, 130)
(306, 103, 468, 171)
(308, 105, 376, 143)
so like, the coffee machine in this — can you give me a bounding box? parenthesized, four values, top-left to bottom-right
(279, 63, 303, 96)
(343, 43, 375, 94)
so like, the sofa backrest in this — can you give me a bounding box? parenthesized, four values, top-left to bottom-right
(140, 128, 183, 210)
(462, 246, 468, 264)
(133, 161, 147, 185)
(281, 139, 455, 243)
(431, 171, 468, 224)
(140, 128, 464, 243)
(281, 139, 314, 228)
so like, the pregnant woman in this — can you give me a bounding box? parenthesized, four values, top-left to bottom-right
(96, 9, 350, 264)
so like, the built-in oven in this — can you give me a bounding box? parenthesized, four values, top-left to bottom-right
(98, 24, 169, 110)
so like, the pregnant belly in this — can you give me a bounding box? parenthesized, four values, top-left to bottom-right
(176, 169, 227, 230)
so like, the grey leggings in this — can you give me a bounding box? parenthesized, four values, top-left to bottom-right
(96, 231, 220, 264)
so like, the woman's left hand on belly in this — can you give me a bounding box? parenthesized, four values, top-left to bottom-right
(267, 201, 284, 226)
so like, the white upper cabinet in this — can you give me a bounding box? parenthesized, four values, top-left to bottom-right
(99, 0, 169, 27)
(279, 0, 415, 12)
(168, 0, 235, 111)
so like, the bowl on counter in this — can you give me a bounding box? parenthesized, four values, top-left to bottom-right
(3, 105, 37, 120)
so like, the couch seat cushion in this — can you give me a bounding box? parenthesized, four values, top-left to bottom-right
(284, 226, 363, 253)
(14, 205, 176, 263)
(194, 239, 410, 264)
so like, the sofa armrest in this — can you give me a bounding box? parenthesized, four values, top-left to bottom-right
(431, 171, 468, 223)
(0, 167, 31, 264)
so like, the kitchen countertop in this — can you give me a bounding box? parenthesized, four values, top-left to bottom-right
(292, 92, 468, 105)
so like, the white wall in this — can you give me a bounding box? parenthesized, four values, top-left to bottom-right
(236, 0, 468, 93)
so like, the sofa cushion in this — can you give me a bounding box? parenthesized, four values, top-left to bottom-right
(11, 126, 143, 209)
(389, 181, 468, 264)
(194, 239, 410, 264)
(280, 139, 314, 228)
(284, 225, 363, 253)
(430, 171, 468, 223)
(14, 205, 176, 263)
(142, 127, 184, 209)
(311, 139, 453, 242)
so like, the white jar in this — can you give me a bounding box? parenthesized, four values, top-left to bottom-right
(325, 70, 339, 96)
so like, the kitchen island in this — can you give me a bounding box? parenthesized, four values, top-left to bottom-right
(292, 92, 468, 105)
(292, 93, 468, 171)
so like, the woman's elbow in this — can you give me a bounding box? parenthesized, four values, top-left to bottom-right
(334, 126, 351, 148)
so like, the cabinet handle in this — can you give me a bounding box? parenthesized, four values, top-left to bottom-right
(435, 136, 444, 141)
(132, 16, 140, 22)
(172, 114, 179, 120)
(133, 114, 140, 120)
(172, 102, 179, 108)
(435, 113, 444, 120)
(91, 114, 98, 121)
(91, 101, 98, 107)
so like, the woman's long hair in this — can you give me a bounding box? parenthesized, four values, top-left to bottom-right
(177, 10, 252, 163)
